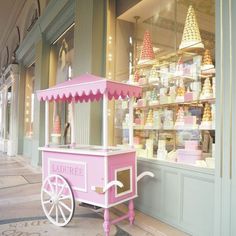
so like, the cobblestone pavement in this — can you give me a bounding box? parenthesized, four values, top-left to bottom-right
(0, 155, 189, 236)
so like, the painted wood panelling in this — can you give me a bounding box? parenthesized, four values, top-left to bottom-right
(135, 159, 214, 235)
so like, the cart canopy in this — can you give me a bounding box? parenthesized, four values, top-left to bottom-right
(37, 74, 141, 102)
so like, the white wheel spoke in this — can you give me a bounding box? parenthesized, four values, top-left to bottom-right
(55, 176, 59, 194)
(55, 205, 58, 223)
(43, 199, 52, 204)
(59, 195, 71, 201)
(58, 205, 67, 223)
(48, 204, 55, 216)
(43, 189, 53, 198)
(59, 201, 72, 213)
(47, 178, 54, 194)
(57, 182, 66, 197)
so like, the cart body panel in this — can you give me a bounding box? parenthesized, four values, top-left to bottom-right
(41, 147, 137, 208)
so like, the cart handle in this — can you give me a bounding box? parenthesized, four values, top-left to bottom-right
(91, 180, 124, 194)
(103, 181, 124, 193)
(137, 171, 154, 182)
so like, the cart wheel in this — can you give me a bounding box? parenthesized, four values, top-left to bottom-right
(41, 174, 75, 226)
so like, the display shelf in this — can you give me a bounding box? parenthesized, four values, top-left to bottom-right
(116, 40, 215, 169)
(123, 127, 215, 131)
(134, 98, 215, 110)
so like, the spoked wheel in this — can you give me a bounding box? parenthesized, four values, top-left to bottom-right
(41, 174, 75, 226)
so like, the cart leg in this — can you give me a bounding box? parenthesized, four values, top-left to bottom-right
(128, 199, 135, 225)
(103, 208, 110, 236)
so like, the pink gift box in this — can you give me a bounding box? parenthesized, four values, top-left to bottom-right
(184, 116, 196, 125)
(177, 149, 202, 164)
(135, 118, 141, 125)
(134, 137, 141, 144)
(185, 141, 198, 150)
(184, 92, 193, 102)
(137, 99, 146, 107)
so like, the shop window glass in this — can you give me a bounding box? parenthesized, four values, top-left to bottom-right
(113, 0, 215, 169)
(24, 64, 35, 137)
(49, 24, 74, 145)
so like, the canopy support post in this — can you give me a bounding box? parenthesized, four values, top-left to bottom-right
(45, 100, 49, 147)
(71, 98, 76, 146)
(103, 92, 108, 149)
(129, 97, 134, 147)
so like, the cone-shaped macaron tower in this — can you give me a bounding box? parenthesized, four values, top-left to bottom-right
(201, 49, 214, 70)
(179, 5, 204, 51)
(139, 30, 155, 64)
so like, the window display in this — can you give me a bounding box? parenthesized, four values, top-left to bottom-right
(49, 24, 74, 145)
(114, 1, 215, 169)
(24, 64, 35, 137)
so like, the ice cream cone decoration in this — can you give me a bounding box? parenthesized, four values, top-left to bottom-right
(201, 49, 214, 70)
(139, 30, 155, 64)
(179, 5, 204, 51)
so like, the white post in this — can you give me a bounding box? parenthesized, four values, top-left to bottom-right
(71, 98, 75, 145)
(103, 92, 108, 149)
(129, 97, 134, 147)
(45, 100, 49, 146)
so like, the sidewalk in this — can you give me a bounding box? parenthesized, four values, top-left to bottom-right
(0, 155, 189, 236)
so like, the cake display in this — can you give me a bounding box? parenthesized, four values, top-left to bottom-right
(200, 78, 213, 99)
(134, 70, 140, 83)
(163, 109, 174, 129)
(175, 107, 185, 129)
(175, 57, 184, 76)
(139, 30, 155, 64)
(200, 103, 212, 129)
(179, 5, 204, 51)
(184, 115, 199, 129)
(149, 89, 159, 105)
(153, 110, 162, 129)
(51, 115, 61, 145)
(145, 109, 153, 128)
(212, 77, 216, 98)
(157, 140, 168, 160)
(201, 49, 214, 70)
(177, 140, 202, 164)
(148, 66, 159, 83)
(146, 139, 154, 159)
(168, 86, 176, 103)
(160, 87, 168, 104)
(176, 79, 185, 102)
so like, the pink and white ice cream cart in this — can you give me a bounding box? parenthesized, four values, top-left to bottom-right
(37, 74, 154, 235)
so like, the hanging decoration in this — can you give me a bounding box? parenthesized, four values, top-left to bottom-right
(139, 30, 155, 64)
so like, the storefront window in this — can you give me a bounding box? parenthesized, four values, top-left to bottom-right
(49, 24, 74, 145)
(24, 64, 35, 137)
(113, 0, 215, 169)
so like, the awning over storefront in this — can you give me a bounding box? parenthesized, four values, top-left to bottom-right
(37, 74, 141, 102)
